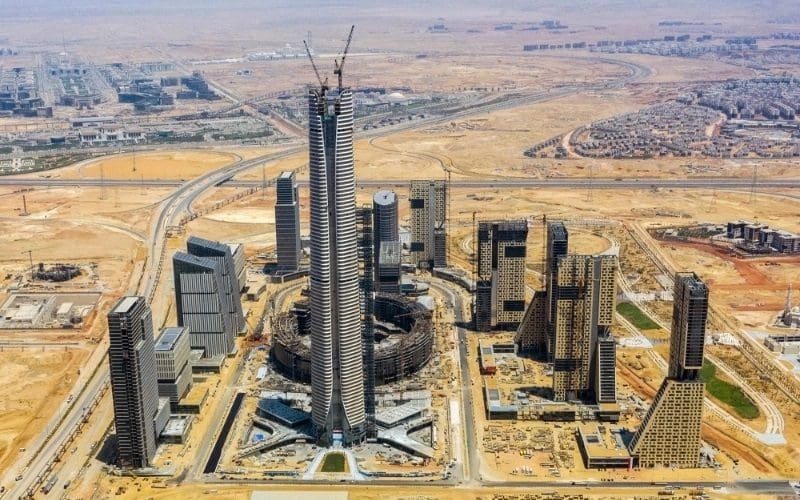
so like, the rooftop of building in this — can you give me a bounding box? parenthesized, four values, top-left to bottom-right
(548, 221, 568, 239)
(155, 326, 187, 351)
(479, 219, 528, 232)
(577, 423, 632, 460)
(161, 415, 192, 437)
(257, 398, 311, 427)
(112, 296, 140, 314)
(373, 189, 397, 205)
(375, 402, 424, 427)
(278, 171, 294, 179)
(186, 235, 230, 255)
(173, 251, 220, 271)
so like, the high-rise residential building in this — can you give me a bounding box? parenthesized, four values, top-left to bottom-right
(668, 273, 709, 381)
(154, 326, 192, 410)
(629, 272, 708, 468)
(376, 240, 402, 294)
(475, 220, 528, 332)
(551, 254, 617, 402)
(275, 171, 302, 272)
(307, 81, 365, 446)
(372, 190, 398, 266)
(186, 236, 245, 335)
(173, 251, 233, 358)
(108, 296, 162, 468)
(409, 180, 447, 269)
(545, 221, 569, 357)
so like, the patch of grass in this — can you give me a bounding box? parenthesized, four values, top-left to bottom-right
(616, 302, 660, 330)
(320, 452, 346, 472)
(701, 360, 760, 420)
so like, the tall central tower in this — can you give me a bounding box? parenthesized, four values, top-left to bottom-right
(307, 42, 365, 445)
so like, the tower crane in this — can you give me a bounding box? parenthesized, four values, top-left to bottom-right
(303, 39, 327, 92)
(334, 25, 355, 90)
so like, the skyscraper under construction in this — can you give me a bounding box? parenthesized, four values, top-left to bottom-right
(409, 180, 447, 269)
(306, 27, 365, 446)
(550, 254, 617, 402)
(629, 272, 708, 468)
(475, 220, 528, 332)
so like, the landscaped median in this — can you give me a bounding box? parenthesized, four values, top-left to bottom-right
(701, 360, 760, 420)
(616, 302, 661, 330)
(320, 452, 348, 473)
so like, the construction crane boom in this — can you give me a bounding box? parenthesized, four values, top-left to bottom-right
(303, 39, 327, 91)
(334, 25, 355, 90)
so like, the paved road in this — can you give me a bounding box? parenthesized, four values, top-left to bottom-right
(2, 177, 799, 190)
(428, 281, 479, 484)
(198, 477, 795, 495)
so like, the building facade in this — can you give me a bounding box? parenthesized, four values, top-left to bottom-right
(377, 240, 402, 294)
(475, 220, 528, 332)
(107, 296, 161, 468)
(372, 190, 398, 267)
(307, 84, 365, 445)
(545, 221, 569, 357)
(186, 236, 245, 335)
(551, 254, 617, 402)
(629, 272, 708, 468)
(409, 180, 447, 269)
(173, 251, 234, 358)
(275, 171, 302, 272)
(154, 326, 192, 409)
(668, 272, 709, 381)
(514, 290, 548, 354)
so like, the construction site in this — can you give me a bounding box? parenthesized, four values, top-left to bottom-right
(0, 1, 799, 499)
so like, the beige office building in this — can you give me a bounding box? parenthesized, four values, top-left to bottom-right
(551, 254, 616, 402)
(475, 220, 528, 331)
(409, 180, 447, 268)
(629, 272, 708, 468)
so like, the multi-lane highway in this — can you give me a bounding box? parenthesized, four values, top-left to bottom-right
(2, 176, 798, 190)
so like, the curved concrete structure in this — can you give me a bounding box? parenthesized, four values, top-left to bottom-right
(308, 87, 365, 445)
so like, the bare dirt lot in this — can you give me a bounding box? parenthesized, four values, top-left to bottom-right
(0, 346, 89, 474)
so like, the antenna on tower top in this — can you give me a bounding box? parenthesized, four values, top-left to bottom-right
(334, 25, 355, 91)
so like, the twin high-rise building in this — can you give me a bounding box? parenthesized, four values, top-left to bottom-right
(108, 296, 170, 468)
(629, 272, 708, 468)
(186, 236, 246, 334)
(409, 180, 447, 269)
(551, 254, 617, 402)
(275, 171, 302, 272)
(307, 82, 365, 445)
(173, 251, 234, 359)
(514, 221, 617, 405)
(172, 236, 245, 360)
(475, 220, 528, 332)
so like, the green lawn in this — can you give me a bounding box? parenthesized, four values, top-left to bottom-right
(320, 452, 347, 472)
(616, 302, 661, 330)
(701, 361, 760, 420)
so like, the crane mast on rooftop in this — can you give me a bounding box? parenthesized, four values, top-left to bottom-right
(303, 39, 327, 92)
(334, 25, 355, 90)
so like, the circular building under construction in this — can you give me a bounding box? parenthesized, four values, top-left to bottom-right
(271, 294, 434, 385)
